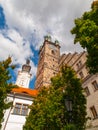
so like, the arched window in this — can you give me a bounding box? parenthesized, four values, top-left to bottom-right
(51, 50, 55, 55)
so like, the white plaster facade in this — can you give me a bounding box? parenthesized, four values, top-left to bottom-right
(2, 60, 37, 130)
(2, 93, 33, 130)
(16, 71, 31, 88)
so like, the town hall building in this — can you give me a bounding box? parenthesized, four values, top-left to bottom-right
(2, 60, 38, 130)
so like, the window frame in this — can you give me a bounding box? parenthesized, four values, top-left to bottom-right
(76, 60, 82, 69)
(51, 50, 55, 55)
(92, 80, 98, 91)
(79, 71, 84, 79)
(13, 103, 29, 116)
(84, 86, 90, 96)
(90, 106, 98, 119)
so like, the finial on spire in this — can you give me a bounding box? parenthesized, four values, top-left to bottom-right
(55, 40, 59, 45)
(26, 59, 30, 65)
(44, 35, 52, 42)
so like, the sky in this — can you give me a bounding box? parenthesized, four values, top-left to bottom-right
(0, 0, 92, 89)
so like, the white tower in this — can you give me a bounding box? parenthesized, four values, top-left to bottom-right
(16, 59, 32, 88)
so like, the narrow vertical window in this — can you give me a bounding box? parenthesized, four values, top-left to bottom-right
(13, 103, 21, 115)
(76, 60, 82, 69)
(78, 60, 82, 66)
(21, 104, 28, 116)
(53, 72, 55, 75)
(90, 106, 97, 119)
(84, 87, 90, 96)
(92, 80, 98, 90)
(51, 50, 55, 55)
(79, 71, 84, 79)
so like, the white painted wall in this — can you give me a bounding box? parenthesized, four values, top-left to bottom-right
(2, 95, 33, 130)
(16, 71, 31, 88)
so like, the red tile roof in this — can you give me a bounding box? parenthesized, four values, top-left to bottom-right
(12, 87, 38, 96)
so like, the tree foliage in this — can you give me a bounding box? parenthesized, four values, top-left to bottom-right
(71, 1, 98, 74)
(24, 86, 65, 130)
(52, 65, 87, 130)
(23, 65, 87, 130)
(0, 57, 16, 128)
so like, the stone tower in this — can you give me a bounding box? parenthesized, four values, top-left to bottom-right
(16, 59, 32, 88)
(35, 36, 60, 89)
(92, 0, 98, 8)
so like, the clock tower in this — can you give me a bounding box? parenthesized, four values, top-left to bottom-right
(16, 59, 32, 88)
(35, 36, 60, 89)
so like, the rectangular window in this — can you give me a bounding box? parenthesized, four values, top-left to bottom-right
(90, 106, 97, 119)
(78, 60, 82, 66)
(79, 71, 84, 79)
(21, 104, 28, 116)
(13, 103, 21, 115)
(92, 80, 98, 90)
(76, 60, 82, 69)
(13, 103, 29, 116)
(84, 87, 90, 96)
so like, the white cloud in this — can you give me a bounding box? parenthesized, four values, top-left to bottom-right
(0, 29, 36, 79)
(0, 0, 93, 86)
(0, 0, 92, 51)
(0, 29, 32, 63)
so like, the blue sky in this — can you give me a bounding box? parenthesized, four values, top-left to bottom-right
(0, 6, 6, 29)
(0, 0, 92, 89)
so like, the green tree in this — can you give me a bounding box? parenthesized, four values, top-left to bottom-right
(0, 57, 17, 128)
(71, 1, 98, 74)
(23, 65, 87, 130)
(52, 65, 87, 130)
(24, 87, 65, 130)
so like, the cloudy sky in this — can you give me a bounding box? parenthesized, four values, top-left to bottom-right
(0, 0, 92, 88)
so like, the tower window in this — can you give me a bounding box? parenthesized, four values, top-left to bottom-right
(13, 103, 29, 116)
(53, 72, 55, 75)
(51, 50, 55, 55)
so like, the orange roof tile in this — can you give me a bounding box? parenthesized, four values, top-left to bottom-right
(12, 87, 38, 96)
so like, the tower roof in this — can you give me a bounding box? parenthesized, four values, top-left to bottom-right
(22, 59, 31, 73)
